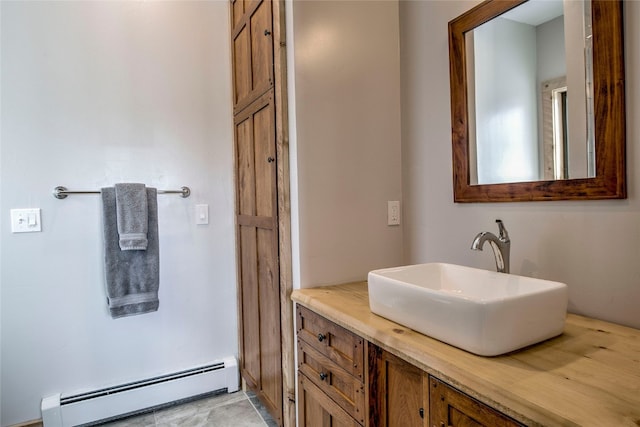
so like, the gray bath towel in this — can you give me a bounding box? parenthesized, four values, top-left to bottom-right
(102, 186, 159, 318)
(115, 183, 148, 250)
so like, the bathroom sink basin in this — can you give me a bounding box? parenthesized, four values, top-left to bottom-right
(368, 263, 568, 356)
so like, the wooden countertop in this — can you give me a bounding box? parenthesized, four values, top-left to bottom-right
(291, 282, 640, 427)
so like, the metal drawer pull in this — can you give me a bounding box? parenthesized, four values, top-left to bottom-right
(317, 333, 326, 342)
(319, 372, 328, 381)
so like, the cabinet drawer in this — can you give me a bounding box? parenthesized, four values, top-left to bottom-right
(298, 338, 365, 424)
(298, 373, 361, 427)
(430, 377, 524, 427)
(297, 305, 364, 380)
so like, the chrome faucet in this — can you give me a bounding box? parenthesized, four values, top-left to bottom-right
(471, 219, 510, 273)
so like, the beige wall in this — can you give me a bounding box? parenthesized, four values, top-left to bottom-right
(400, 0, 640, 329)
(287, 0, 404, 288)
(286, 0, 639, 328)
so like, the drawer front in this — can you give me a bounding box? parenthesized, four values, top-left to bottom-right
(430, 377, 525, 427)
(296, 305, 364, 379)
(298, 373, 361, 427)
(298, 338, 366, 424)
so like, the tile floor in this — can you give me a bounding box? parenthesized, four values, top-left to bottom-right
(97, 391, 278, 427)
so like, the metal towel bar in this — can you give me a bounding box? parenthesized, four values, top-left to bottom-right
(53, 186, 191, 199)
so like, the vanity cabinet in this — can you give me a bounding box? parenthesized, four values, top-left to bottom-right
(296, 305, 523, 427)
(296, 306, 367, 426)
(292, 283, 640, 426)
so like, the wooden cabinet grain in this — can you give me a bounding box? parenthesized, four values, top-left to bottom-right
(295, 306, 527, 427)
(368, 344, 429, 427)
(231, 0, 274, 114)
(429, 377, 523, 427)
(296, 306, 366, 426)
(235, 90, 282, 425)
(298, 374, 361, 427)
(231, 1, 284, 422)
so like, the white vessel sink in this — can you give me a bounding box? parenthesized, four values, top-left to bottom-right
(368, 263, 568, 356)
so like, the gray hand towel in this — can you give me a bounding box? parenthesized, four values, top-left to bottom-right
(102, 187, 159, 319)
(115, 183, 148, 250)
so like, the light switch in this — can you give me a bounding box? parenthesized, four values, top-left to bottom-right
(195, 204, 209, 225)
(11, 208, 42, 233)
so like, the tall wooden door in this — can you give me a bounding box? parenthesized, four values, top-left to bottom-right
(231, 0, 292, 425)
(235, 90, 283, 425)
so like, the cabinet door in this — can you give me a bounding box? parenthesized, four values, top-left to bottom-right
(429, 377, 524, 427)
(232, 0, 274, 113)
(368, 344, 429, 427)
(235, 90, 282, 425)
(298, 373, 360, 427)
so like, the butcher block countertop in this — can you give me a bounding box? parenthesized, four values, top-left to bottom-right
(291, 282, 640, 427)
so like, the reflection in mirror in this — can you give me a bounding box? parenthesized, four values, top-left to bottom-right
(466, 0, 595, 185)
(449, 0, 625, 202)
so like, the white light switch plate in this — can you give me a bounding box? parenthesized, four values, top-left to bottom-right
(195, 204, 209, 225)
(11, 208, 42, 233)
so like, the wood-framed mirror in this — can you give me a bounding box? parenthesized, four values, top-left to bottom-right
(449, 0, 625, 202)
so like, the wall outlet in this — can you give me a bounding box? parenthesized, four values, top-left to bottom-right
(387, 201, 400, 226)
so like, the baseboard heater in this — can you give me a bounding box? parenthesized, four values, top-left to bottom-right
(41, 356, 238, 427)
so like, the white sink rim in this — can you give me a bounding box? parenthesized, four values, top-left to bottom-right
(368, 263, 568, 356)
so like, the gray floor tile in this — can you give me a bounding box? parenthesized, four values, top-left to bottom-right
(98, 413, 156, 427)
(204, 399, 266, 427)
(155, 399, 265, 427)
(96, 390, 269, 427)
(246, 392, 278, 427)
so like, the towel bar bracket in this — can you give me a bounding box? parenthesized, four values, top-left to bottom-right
(53, 186, 191, 199)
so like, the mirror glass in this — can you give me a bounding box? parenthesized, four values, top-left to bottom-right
(466, 0, 595, 185)
(449, 0, 625, 202)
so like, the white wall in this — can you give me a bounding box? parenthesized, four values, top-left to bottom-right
(0, 2, 237, 425)
(473, 18, 539, 184)
(564, 0, 591, 178)
(288, 1, 403, 288)
(536, 16, 566, 84)
(400, 0, 640, 329)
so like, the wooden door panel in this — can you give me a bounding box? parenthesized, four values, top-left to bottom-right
(239, 225, 260, 388)
(253, 101, 276, 217)
(232, 0, 274, 113)
(250, 0, 273, 96)
(385, 355, 425, 426)
(236, 116, 255, 216)
(235, 90, 282, 425)
(233, 26, 251, 110)
(369, 344, 429, 427)
(257, 226, 281, 410)
(231, 0, 245, 29)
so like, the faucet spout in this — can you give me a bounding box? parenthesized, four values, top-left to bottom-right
(471, 220, 511, 273)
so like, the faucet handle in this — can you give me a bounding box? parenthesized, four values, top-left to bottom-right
(496, 219, 510, 242)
